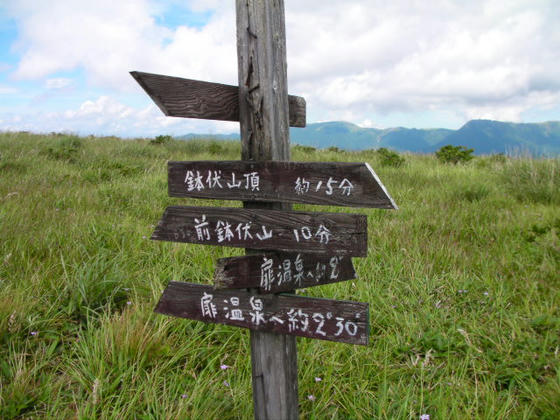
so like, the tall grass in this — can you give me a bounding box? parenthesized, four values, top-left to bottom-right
(1, 132, 558, 419)
(502, 157, 560, 205)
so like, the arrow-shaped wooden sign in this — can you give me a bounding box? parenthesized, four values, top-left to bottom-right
(214, 253, 356, 293)
(151, 206, 367, 256)
(130, 71, 306, 127)
(168, 161, 397, 209)
(155, 282, 369, 345)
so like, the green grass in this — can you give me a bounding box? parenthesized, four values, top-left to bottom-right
(1, 132, 559, 419)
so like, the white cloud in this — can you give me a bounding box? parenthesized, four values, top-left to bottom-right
(0, 95, 238, 137)
(45, 78, 72, 89)
(7, 0, 237, 90)
(284, 1, 560, 125)
(0, 85, 18, 95)
(3, 0, 560, 132)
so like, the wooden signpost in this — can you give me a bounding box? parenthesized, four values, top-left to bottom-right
(130, 71, 307, 128)
(214, 253, 356, 293)
(155, 282, 369, 345)
(131, 1, 397, 418)
(151, 206, 367, 256)
(167, 160, 396, 208)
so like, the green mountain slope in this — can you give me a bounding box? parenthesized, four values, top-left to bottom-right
(436, 120, 560, 155)
(178, 119, 560, 155)
(290, 120, 560, 155)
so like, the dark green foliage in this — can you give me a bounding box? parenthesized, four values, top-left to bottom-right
(435, 144, 474, 164)
(43, 136, 83, 162)
(376, 147, 405, 167)
(292, 144, 316, 154)
(208, 141, 224, 155)
(150, 135, 172, 145)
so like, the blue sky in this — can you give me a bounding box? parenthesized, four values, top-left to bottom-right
(1, 0, 559, 138)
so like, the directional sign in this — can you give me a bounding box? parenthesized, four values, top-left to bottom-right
(151, 206, 368, 256)
(214, 253, 356, 293)
(130, 71, 306, 127)
(168, 161, 397, 209)
(155, 281, 369, 345)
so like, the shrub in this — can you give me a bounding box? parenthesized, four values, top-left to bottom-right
(208, 141, 223, 155)
(293, 144, 316, 154)
(435, 145, 474, 164)
(150, 135, 172, 145)
(44, 136, 83, 162)
(376, 147, 405, 167)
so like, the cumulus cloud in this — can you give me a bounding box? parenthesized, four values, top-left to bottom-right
(7, 0, 237, 89)
(45, 78, 73, 90)
(0, 85, 18, 95)
(3, 0, 560, 131)
(0, 95, 238, 137)
(285, 0, 560, 124)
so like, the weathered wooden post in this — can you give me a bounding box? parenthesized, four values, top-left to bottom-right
(131, 1, 397, 419)
(235, 1, 298, 418)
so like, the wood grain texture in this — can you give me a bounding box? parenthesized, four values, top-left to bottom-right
(151, 206, 368, 257)
(130, 71, 306, 127)
(214, 252, 356, 293)
(236, 1, 297, 418)
(236, 0, 291, 162)
(168, 160, 397, 209)
(155, 281, 369, 346)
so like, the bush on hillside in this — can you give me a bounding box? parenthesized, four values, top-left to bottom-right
(436, 144, 474, 164)
(150, 135, 172, 145)
(44, 136, 83, 162)
(376, 147, 405, 167)
(326, 146, 343, 153)
(293, 144, 316, 154)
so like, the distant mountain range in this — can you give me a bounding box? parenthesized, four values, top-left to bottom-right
(178, 119, 560, 155)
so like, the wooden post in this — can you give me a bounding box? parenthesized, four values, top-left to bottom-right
(235, 1, 298, 419)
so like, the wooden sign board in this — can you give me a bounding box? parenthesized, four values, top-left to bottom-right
(155, 282, 369, 345)
(168, 161, 397, 209)
(214, 253, 356, 293)
(151, 206, 368, 256)
(130, 71, 306, 127)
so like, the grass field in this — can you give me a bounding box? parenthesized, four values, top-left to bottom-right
(0, 132, 559, 419)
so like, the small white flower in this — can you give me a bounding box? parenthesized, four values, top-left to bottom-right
(307, 395, 316, 401)
(314, 377, 322, 382)
(220, 364, 230, 370)
(420, 415, 430, 420)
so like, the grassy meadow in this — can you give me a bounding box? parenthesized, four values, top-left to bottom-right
(0, 131, 559, 419)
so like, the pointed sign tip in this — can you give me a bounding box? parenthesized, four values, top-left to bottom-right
(365, 162, 398, 210)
